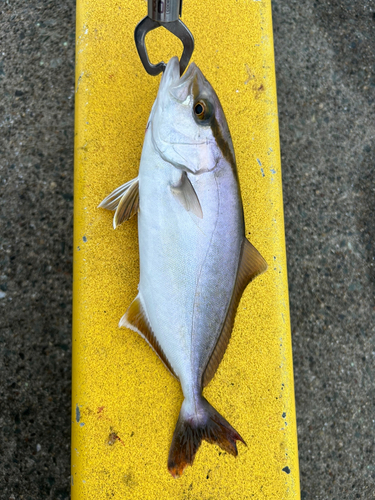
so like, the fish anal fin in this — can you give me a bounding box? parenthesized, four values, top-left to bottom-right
(202, 238, 267, 387)
(171, 172, 203, 219)
(120, 295, 177, 379)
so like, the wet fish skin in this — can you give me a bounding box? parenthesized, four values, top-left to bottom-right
(99, 56, 267, 477)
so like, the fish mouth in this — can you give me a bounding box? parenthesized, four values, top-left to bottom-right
(160, 57, 201, 100)
(163, 57, 198, 85)
(160, 56, 180, 90)
(177, 61, 198, 86)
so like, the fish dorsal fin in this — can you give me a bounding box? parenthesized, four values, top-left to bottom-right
(170, 172, 203, 219)
(202, 238, 267, 387)
(119, 295, 177, 379)
(98, 177, 139, 228)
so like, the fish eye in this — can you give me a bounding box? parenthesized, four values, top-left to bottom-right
(193, 99, 213, 124)
(194, 102, 205, 117)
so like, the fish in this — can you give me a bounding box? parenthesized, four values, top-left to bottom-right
(99, 56, 267, 477)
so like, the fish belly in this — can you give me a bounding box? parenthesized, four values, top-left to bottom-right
(137, 152, 244, 397)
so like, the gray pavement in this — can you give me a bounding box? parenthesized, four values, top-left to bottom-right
(273, 1, 375, 498)
(0, 1, 374, 499)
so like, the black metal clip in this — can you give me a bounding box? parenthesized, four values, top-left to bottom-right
(134, 0, 194, 76)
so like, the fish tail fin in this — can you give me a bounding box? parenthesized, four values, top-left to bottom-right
(168, 396, 245, 478)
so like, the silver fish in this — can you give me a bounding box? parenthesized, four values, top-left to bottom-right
(99, 57, 267, 477)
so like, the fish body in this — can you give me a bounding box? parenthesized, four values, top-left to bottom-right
(99, 57, 267, 477)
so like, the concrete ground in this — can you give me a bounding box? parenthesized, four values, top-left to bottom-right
(0, 1, 374, 499)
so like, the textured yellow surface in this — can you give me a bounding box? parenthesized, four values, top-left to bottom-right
(72, 0, 300, 498)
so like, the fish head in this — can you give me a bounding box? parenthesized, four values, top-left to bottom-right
(150, 57, 235, 174)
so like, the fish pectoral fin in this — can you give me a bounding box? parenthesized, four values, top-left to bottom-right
(170, 172, 203, 219)
(98, 177, 139, 228)
(119, 295, 177, 379)
(202, 238, 267, 387)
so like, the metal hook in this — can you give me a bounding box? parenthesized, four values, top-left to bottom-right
(134, 1, 194, 77)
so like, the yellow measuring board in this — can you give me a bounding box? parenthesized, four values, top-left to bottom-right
(72, 0, 300, 498)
